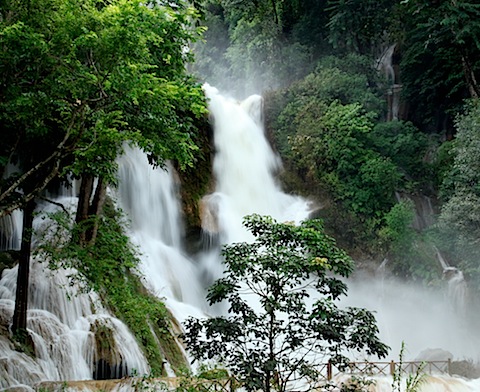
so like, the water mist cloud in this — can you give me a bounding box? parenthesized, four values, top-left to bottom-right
(340, 276, 480, 363)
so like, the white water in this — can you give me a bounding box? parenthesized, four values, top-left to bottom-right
(201, 84, 311, 244)
(0, 211, 22, 250)
(0, 199, 149, 389)
(115, 146, 207, 322)
(2, 85, 480, 392)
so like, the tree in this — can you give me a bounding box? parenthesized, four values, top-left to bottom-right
(0, 0, 207, 219)
(437, 100, 480, 290)
(327, 0, 398, 57)
(399, 0, 480, 131)
(406, 0, 480, 98)
(184, 214, 389, 392)
(0, 0, 207, 341)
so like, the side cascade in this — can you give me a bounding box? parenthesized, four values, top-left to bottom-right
(115, 145, 207, 322)
(0, 199, 149, 389)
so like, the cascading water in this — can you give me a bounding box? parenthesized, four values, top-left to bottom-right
(0, 201, 149, 388)
(115, 145, 207, 322)
(0, 211, 22, 251)
(200, 84, 312, 244)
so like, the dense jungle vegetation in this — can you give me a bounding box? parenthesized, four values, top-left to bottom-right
(192, 0, 480, 291)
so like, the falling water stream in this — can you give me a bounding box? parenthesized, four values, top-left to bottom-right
(0, 198, 149, 388)
(1, 85, 480, 391)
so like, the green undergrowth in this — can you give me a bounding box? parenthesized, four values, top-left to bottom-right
(38, 199, 188, 376)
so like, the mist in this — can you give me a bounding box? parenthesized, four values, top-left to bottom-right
(340, 274, 480, 363)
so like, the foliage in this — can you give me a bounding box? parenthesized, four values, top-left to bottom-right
(378, 201, 418, 276)
(0, 0, 207, 217)
(437, 100, 480, 290)
(192, 0, 320, 96)
(265, 51, 446, 270)
(434, 139, 456, 197)
(225, 17, 310, 95)
(339, 375, 376, 392)
(184, 214, 389, 392)
(399, 0, 480, 130)
(369, 121, 429, 181)
(264, 57, 408, 255)
(391, 342, 426, 392)
(170, 365, 236, 392)
(37, 200, 185, 376)
(440, 100, 480, 200)
(284, 100, 400, 219)
(327, 0, 399, 57)
(379, 201, 415, 250)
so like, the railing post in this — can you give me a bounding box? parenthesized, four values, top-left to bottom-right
(390, 360, 396, 376)
(448, 358, 452, 375)
(327, 361, 332, 381)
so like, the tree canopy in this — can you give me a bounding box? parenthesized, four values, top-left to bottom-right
(0, 0, 208, 344)
(0, 0, 207, 217)
(184, 215, 388, 392)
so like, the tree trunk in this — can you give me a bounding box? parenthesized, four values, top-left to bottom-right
(270, 0, 279, 24)
(12, 199, 35, 342)
(75, 174, 94, 246)
(76, 175, 94, 224)
(75, 174, 107, 246)
(461, 53, 480, 99)
(87, 177, 107, 246)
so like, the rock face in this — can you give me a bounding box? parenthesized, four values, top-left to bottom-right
(199, 194, 221, 234)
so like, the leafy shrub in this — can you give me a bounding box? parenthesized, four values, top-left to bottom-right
(184, 215, 388, 392)
(369, 121, 429, 180)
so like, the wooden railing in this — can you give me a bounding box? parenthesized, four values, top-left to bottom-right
(323, 359, 452, 381)
(36, 377, 240, 392)
(170, 377, 239, 392)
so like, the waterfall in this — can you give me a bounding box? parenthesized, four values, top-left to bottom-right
(196, 85, 313, 301)
(0, 211, 22, 251)
(434, 247, 469, 316)
(0, 200, 149, 388)
(0, 164, 24, 251)
(115, 145, 207, 322)
(200, 84, 312, 244)
(377, 44, 404, 121)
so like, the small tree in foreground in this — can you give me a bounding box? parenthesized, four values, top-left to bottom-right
(184, 214, 389, 392)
